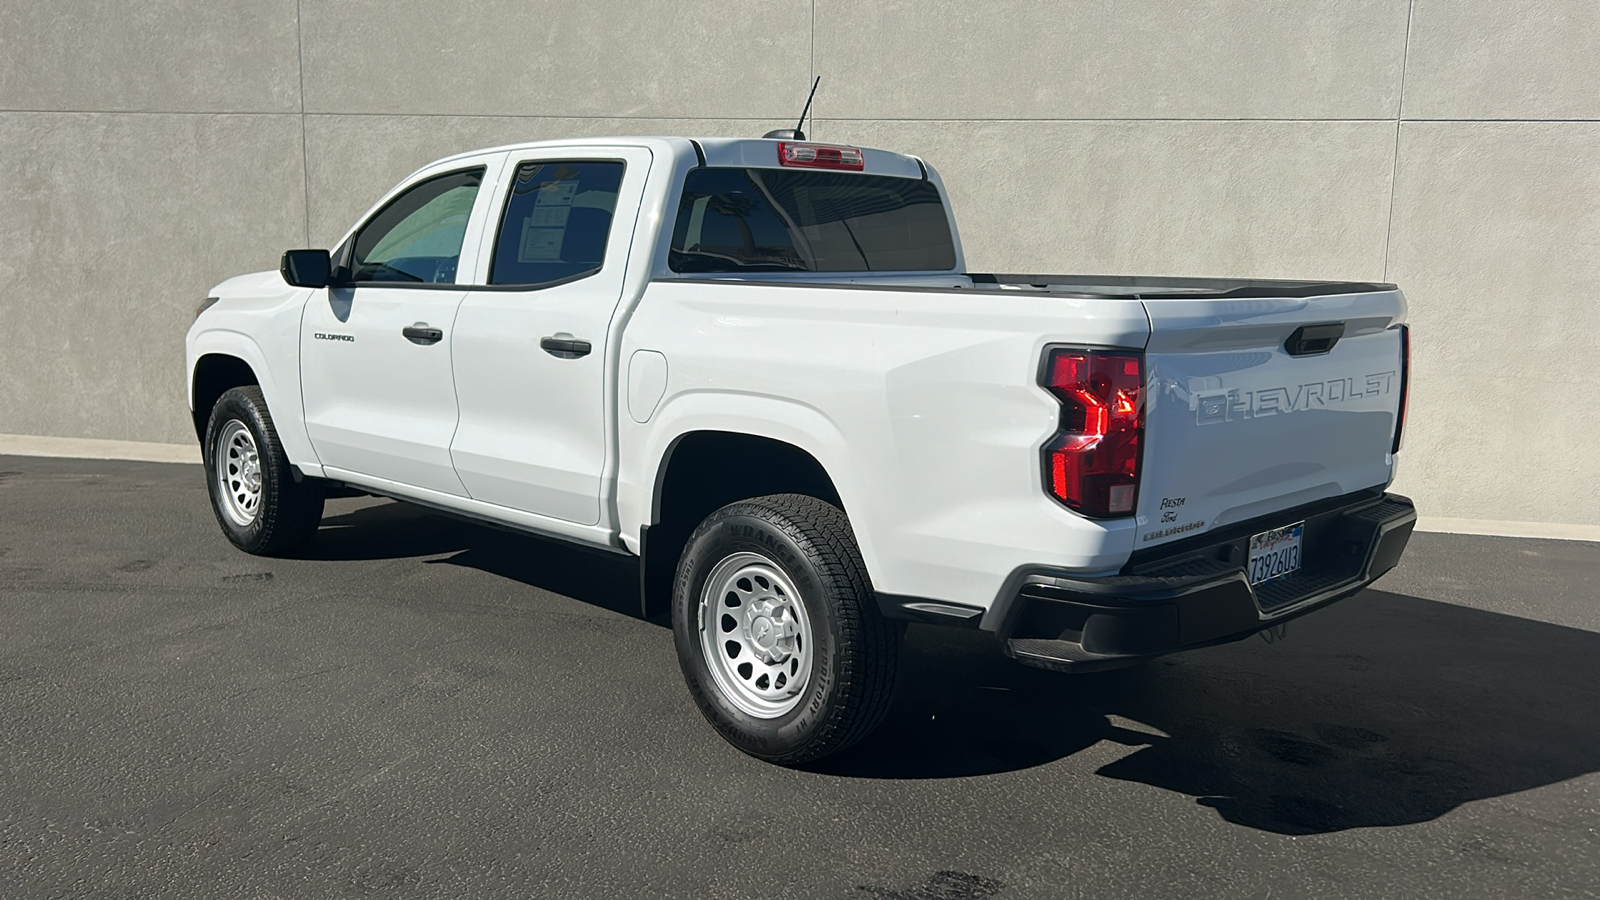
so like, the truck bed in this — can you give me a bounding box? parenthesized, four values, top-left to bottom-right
(968, 273, 1396, 299)
(670, 272, 1397, 301)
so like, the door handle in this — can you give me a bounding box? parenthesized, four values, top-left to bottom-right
(403, 323, 444, 345)
(540, 333, 592, 359)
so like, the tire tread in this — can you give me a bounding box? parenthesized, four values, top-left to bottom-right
(677, 492, 899, 764)
(204, 386, 323, 556)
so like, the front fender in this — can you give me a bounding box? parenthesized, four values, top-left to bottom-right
(186, 326, 320, 475)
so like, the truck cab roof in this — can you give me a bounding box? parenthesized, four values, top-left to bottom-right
(418, 136, 929, 182)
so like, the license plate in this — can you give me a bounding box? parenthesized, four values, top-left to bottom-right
(1248, 522, 1304, 586)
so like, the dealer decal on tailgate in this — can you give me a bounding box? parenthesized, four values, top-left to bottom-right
(1143, 520, 1206, 542)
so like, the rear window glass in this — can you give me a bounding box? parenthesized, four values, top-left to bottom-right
(669, 167, 956, 273)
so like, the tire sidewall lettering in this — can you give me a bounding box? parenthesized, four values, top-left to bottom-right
(673, 504, 845, 756)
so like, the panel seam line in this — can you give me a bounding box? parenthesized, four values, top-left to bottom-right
(1383, 0, 1415, 282)
(296, 0, 312, 246)
(810, 0, 817, 127)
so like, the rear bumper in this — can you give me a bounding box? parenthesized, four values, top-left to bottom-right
(982, 490, 1415, 672)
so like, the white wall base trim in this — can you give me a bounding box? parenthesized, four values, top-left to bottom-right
(3, 432, 1598, 542)
(1415, 516, 1600, 543)
(0, 433, 200, 464)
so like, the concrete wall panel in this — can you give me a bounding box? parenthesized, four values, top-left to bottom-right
(1404, 0, 1600, 120)
(825, 119, 1395, 281)
(300, 0, 812, 117)
(813, 0, 1410, 120)
(0, 0, 301, 113)
(304, 116, 766, 247)
(0, 113, 307, 444)
(3, 2, 1596, 533)
(1386, 122, 1600, 526)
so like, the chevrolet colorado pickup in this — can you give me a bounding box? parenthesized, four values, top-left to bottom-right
(186, 135, 1416, 763)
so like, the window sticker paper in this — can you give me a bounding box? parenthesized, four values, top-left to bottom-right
(517, 180, 580, 262)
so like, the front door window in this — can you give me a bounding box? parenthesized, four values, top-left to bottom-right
(348, 168, 484, 284)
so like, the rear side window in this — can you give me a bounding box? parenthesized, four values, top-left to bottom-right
(669, 167, 956, 273)
(490, 160, 624, 286)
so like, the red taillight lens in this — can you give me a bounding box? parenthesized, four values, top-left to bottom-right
(1041, 349, 1144, 517)
(777, 141, 865, 171)
(1392, 324, 1410, 454)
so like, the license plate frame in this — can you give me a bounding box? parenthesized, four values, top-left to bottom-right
(1248, 521, 1304, 586)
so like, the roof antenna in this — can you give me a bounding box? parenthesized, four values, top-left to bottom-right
(764, 76, 820, 141)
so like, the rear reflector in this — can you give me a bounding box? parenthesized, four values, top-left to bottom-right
(1041, 349, 1144, 517)
(777, 141, 865, 171)
(1392, 324, 1410, 454)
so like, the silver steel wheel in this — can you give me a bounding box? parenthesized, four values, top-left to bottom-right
(699, 552, 815, 719)
(215, 419, 263, 527)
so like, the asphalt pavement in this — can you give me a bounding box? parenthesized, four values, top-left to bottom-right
(1, 455, 1597, 899)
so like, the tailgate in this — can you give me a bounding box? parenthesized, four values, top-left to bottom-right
(1136, 288, 1406, 549)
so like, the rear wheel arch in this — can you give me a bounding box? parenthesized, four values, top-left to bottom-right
(640, 430, 851, 620)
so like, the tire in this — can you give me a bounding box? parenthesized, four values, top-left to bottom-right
(202, 385, 324, 556)
(671, 493, 901, 764)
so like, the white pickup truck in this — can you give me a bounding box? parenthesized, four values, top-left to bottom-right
(186, 134, 1416, 763)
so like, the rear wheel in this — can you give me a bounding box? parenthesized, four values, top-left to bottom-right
(672, 494, 900, 764)
(203, 386, 324, 555)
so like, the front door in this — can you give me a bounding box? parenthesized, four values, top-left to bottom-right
(301, 162, 499, 496)
(449, 149, 651, 524)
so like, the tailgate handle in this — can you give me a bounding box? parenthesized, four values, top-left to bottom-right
(1285, 322, 1345, 357)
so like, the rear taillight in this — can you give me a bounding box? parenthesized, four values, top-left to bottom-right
(777, 141, 865, 171)
(1392, 324, 1410, 454)
(1041, 348, 1144, 517)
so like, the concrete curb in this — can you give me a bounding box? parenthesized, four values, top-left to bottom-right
(1413, 517, 1600, 544)
(0, 433, 200, 465)
(4, 433, 1598, 542)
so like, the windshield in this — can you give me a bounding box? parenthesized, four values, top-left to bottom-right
(669, 167, 956, 273)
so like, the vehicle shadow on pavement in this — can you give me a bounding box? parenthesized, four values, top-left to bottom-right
(303, 499, 479, 560)
(300, 502, 1600, 837)
(306, 499, 648, 623)
(814, 590, 1600, 836)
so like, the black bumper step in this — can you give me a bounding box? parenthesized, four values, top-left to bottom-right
(996, 490, 1417, 672)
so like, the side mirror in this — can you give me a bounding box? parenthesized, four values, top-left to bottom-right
(280, 249, 332, 288)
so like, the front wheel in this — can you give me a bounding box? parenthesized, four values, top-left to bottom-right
(671, 494, 901, 764)
(203, 386, 324, 555)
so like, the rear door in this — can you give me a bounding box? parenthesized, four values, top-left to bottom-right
(1135, 289, 1407, 548)
(300, 158, 503, 495)
(448, 147, 651, 525)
